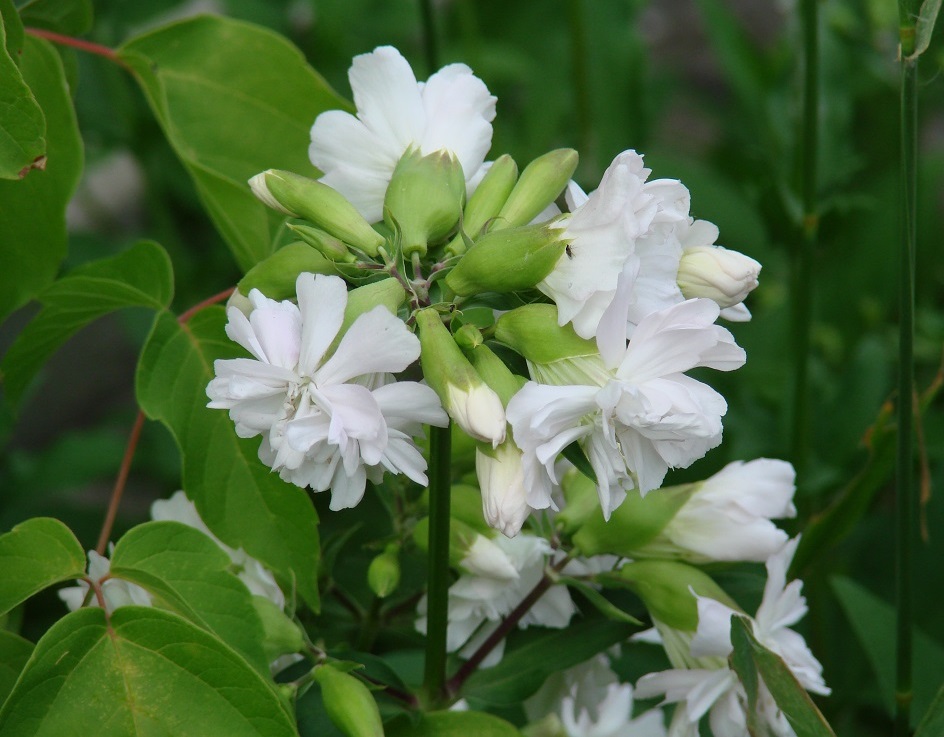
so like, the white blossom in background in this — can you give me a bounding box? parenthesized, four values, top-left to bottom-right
(642, 459, 797, 563)
(150, 491, 285, 609)
(58, 549, 152, 614)
(206, 273, 448, 510)
(416, 533, 576, 666)
(309, 46, 496, 223)
(507, 298, 745, 519)
(525, 653, 619, 724)
(476, 441, 531, 538)
(561, 682, 667, 737)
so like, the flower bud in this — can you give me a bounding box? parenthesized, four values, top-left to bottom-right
(251, 596, 305, 662)
(493, 149, 578, 229)
(445, 223, 569, 296)
(465, 341, 525, 406)
(237, 243, 335, 301)
(313, 665, 384, 737)
(445, 154, 519, 255)
(476, 442, 531, 538)
(249, 169, 385, 255)
(494, 304, 598, 365)
(412, 514, 516, 578)
(677, 245, 761, 309)
(367, 543, 401, 598)
(613, 560, 737, 632)
(286, 223, 356, 262)
(416, 308, 506, 447)
(384, 149, 466, 257)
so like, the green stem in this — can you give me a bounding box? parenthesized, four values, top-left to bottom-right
(422, 422, 452, 706)
(895, 30, 918, 737)
(566, 0, 593, 173)
(418, 0, 440, 72)
(790, 0, 819, 485)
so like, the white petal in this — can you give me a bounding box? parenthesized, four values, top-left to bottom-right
(316, 306, 419, 385)
(297, 273, 347, 375)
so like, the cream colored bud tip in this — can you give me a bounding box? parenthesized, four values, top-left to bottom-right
(447, 383, 506, 448)
(248, 170, 293, 215)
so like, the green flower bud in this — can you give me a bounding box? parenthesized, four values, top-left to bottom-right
(313, 665, 384, 737)
(286, 222, 356, 262)
(330, 278, 408, 356)
(494, 304, 597, 364)
(493, 149, 578, 230)
(367, 543, 401, 598)
(416, 308, 506, 447)
(238, 242, 335, 300)
(251, 596, 305, 662)
(249, 169, 385, 255)
(613, 560, 738, 631)
(445, 154, 519, 255)
(384, 149, 466, 257)
(464, 341, 525, 407)
(445, 223, 569, 297)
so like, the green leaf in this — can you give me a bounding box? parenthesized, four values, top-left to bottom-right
(0, 517, 85, 617)
(0, 1, 23, 58)
(913, 0, 942, 59)
(0, 35, 82, 323)
(0, 10, 45, 180)
(118, 15, 350, 272)
(17, 0, 93, 36)
(916, 683, 944, 737)
(110, 521, 269, 674)
(832, 576, 944, 726)
(0, 607, 297, 736)
(135, 308, 320, 609)
(1, 241, 173, 406)
(462, 619, 636, 706)
(555, 576, 642, 625)
(387, 711, 520, 737)
(729, 616, 836, 737)
(0, 631, 33, 704)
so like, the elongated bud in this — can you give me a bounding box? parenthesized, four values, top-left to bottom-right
(446, 155, 519, 255)
(384, 149, 465, 257)
(416, 309, 506, 447)
(249, 169, 385, 255)
(493, 149, 578, 229)
(494, 304, 598, 364)
(677, 245, 761, 309)
(251, 597, 305, 662)
(367, 543, 401, 598)
(313, 665, 384, 737)
(445, 223, 569, 296)
(238, 243, 335, 300)
(612, 560, 737, 631)
(464, 341, 525, 406)
(286, 222, 356, 262)
(476, 442, 531, 538)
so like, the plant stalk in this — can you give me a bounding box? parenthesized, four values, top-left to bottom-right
(422, 422, 452, 706)
(418, 0, 440, 72)
(566, 0, 594, 173)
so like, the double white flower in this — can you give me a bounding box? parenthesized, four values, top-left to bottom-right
(206, 273, 447, 510)
(506, 298, 745, 519)
(309, 46, 496, 223)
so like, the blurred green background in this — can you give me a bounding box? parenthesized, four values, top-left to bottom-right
(1, 1, 942, 734)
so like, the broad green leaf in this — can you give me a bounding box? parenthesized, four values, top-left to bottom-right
(0, 0, 23, 59)
(0, 607, 297, 737)
(118, 15, 350, 272)
(1, 240, 173, 406)
(916, 684, 944, 737)
(913, 0, 942, 59)
(135, 308, 320, 609)
(0, 631, 33, 704)
(0, 35, 82, 323)
(832, 576, 944, 726)
(17, 0, 93, 36)
(728, 617, 765, 736)
(730, 616, 835, 737)
(110, 521, 268, 674)
(387, 711, 520, 737)
(0, 517, 85, 617)
(462, 620, 636, 706)
(0, 10, 45, 180)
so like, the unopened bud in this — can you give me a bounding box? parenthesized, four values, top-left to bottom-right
(677, 245, 761, 309)
(494, 304, 597, 365)
(313, 665, 384, 737)
(446, 154, 519, 255)
(384, 149, 465, 257)
(237, 243, 334, 300)
(286, 223, 356, 262)
(249, 169, 385, 255)
(465, 341, 524, 406)
(367, 543, 401, 598)
(445, 223, 569, 296)
(493, 149, 578, 229)
(476, 442, 531, 538)
(251, 597, 305, 662)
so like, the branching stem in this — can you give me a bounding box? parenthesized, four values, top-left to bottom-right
(24, 28, 130, 70)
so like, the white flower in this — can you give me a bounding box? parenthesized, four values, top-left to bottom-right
(58, 549, 152, 614)
(151, 491, 285, 609)
(506, 299, 745, 519)
(458, 534, 519, 580)
(207, 273, 447, 510)
(525, 653, 619, 724)
(562, 682, 667, 737)
(309, 46, 496, 223)
(538, 151, 690, 340)
(416, 534, 576, 666)
(476, 441, 531, 538)
(644, 459, 797, 563)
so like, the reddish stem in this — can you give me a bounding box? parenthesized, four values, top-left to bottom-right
(24, 28, 130, 70)
(96, 411, 145, 555)
(178, 287, 236, 324)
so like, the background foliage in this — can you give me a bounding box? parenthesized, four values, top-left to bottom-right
(1, 0, 942, 735)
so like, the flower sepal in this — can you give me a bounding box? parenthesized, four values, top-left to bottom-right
(494, 304, 598, 364)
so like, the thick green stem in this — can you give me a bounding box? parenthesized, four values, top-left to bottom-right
(790, 0, 819, 484)
(422, 422, 452, 706)
(895, 38, 918, 737)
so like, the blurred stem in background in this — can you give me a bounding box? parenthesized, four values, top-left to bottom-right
(790, 0, 819, 489)
(895, 0, 918, 731)
(567, 0, 594, 175)
(418, 0, 440, 72)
